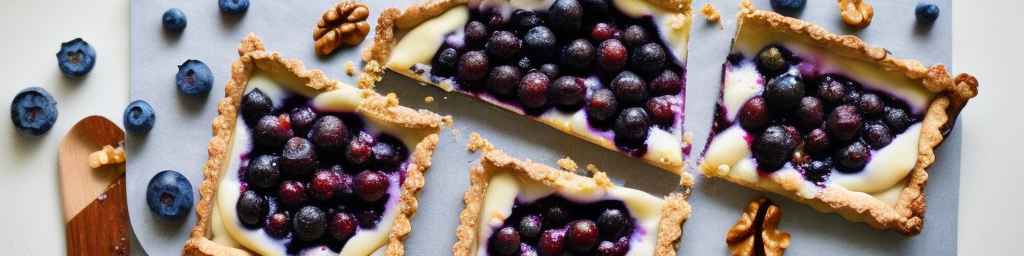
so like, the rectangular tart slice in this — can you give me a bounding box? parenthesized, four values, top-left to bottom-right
(698, 4, 977, 235)
(184, 34, 448, 256)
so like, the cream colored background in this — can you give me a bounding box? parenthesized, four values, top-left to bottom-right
(0, 0, 1016, 255)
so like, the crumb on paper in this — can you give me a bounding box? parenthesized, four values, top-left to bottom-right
(556, 157, 578, 172)
(839, 0, 873, 29)
(344, 61, 357, 76)
(726, 198, 791, 256)
(89, 144, 126, 169)
(424, 96, 435, 103)
(701, 3, 721, 23)
(467, 132, 495, 153)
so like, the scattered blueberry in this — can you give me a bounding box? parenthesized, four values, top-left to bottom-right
(597, 209, 629, 239)
(56, 38, 97, 78)
(146, 170, 194, 219)
(803, 128, 831, 157)
(310, 169, 341, 201)
(371, 139, 407, 169)
(817, 76, 848, 105)
(175, 59, 214, 95)
(162, 8, 187, 32)
(518, 215, 543, 241)
(219, 0, 250, 15)
(770, 0, 806, 12)
(345, 132, 374, 166)
(538, 63, 560, 79)
(288, 106, 317, 136)
(513, 10, 544, 33)
(590, 23, 617, 42)
(915, 3, 940, 24)
(524, 26, 556, 60)
(543, 205, 570, 228)
(10, 87, 58, 136)
(124, 100, 156, 134)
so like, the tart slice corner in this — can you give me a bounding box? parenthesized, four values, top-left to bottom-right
(364, 0, 694, 176)
(185, 33, 447, 256)
(698, 5, 977, 235)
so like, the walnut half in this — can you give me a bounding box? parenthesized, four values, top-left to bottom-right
(314, 1, 371, 55)
(726, 197, 791, 256)
(89, 143, 126, 169)
(838, 0, 874, 29)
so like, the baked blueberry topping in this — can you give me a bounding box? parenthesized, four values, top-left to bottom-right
(803, 128, 831, 157)
(124, 100, 156, 134)
(492, 195, 635, 256)
(586, 89, 619, 125)
(457, 50, 490, 86)
(835, 141, 871, 172)
(162, 8, 187, 32)
(794, 96, 824, 131)
(281, 137, 318, 178)
(738, 96, 770, 131)
(288, 106, 317, 136)
(862, 122, 893, 149)
(487, 30, 523, 61)
(519, 215, 543, 241)
(519, 71, 552, 109)
(590, 23, 617, 42)
(539, 229, 566, 256)
(176, 59, 214, 95)
(764, 74, 805, 111)
(465, 21, 490, 47)
(562, 39, 595, 71)
(756, 46, 788, 76)
(524, 26, 557, 60)
(265, 212, 291, 238)
(357, 208, 382, 229)
(548, 0, 583, 34)
(277, 180, 308, 207)
(327, 212, 358, 241)
(614, 107, 650, 147)
(858, 93, 885, 117)
(753, 125, 797, 171)
(372, 138, 407, 169)
(884, 107, 911, 133)
(514, 10, 544, 33)
(146, 170, 194, 219)
(611, 71, 647, 105)
(254, 114, 293, 148)
(309, 115, 350, 153)
(621, 25, 648, 47)
(649, 69, 683, 97)
(550, 76, 586, 109)
(345, 132, 374, 166)
(242, 89, 273, 124)
(491, 227, 522, 256)
(293, 206, 326, 242)
(310, 169, 341, 201)
(802, 159, 831, 184)
(538, 63, 560, 79)
(566, 220, 599, 253)
(246, 155, 281, 190)
(489, 65, 523, 97)
(354, 170, 389, 202)
(56, 38, 96, 78)
(915, 3, 940, 24)
(628, 43, 666, 77)
(817, 75, 848, 105)
(596, 209, 629, 239)
(237, 190, 268, 227)
(434, 47, 459, 76)
(826, 105, 863, 142)
(543, 205, 570, 228)
(11, 87, 58, 136)
(645, 95, 677, 127)
(597, 39, 628, 73)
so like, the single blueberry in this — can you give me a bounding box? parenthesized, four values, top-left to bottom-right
(915, 3, 940, 23)
(162, 8, 187, 32)
(146, 170, 194, 219)
(770, 0, 806, 12)
(56, 38, 97, 78)
(10, 87, 58, 136)
(176, 59, 214, 95)
(123, 99, 156, 134)
(219, 0, 250, 15)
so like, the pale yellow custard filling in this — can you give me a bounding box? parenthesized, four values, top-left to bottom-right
(211, 74, 425, 256)
(385, 0, 692, 174)
(474, 172, 666, 256)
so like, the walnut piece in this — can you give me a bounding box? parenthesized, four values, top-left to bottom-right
(726, 198, 791, 256)
(314, 1, 371, 55)
(838, 0, 873, 28)
(701, 3, 721, 22)
(89, 144, 126, 169)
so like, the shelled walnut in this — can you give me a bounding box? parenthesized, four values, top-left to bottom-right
(89, 143, 125, 169)
(314, 1, 371, 55)
(726, 197, 791, 256)
(838, 0, 873, 28)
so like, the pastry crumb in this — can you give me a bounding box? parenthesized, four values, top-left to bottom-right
(89, 143, 126, 169)
(556, 157, 578, 172)
(839, 0, 873, 29)
(701, 3, 721, 23)
(344, 61, 357, 76)
(424, 96, 434, 103)
(467, 132, 495, 153)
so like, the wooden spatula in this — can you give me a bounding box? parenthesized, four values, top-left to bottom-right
(58, 115, 131, 255)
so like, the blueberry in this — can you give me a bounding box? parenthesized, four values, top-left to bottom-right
(915, 3, 940, 23)
(738, 96, 770, 131)
(621, 25, 648, 47)
(629, 43, 666, 77)
(597, 39, 628, 73)
(843, 88, 862, 105)
(293, 206, 326, 242)
(236, 190, 268, 227)
(162, 8, 187, 32)
(538, 63, 560, 79)
(345, 132, 374, 165)
(770, 0, 806, 12)
(549, 0, 583, 34)
(371, 138, 407, 169)
(539, 229, 566, 255)
(491, 226, 522, 256)
(246, 154, 281, 190)
(288, 106, 317, 136)
(586, 89, 619, 125)
(566, 220, 599, 253)
(465, 21, 490, 47)
(862, 122, 893, 149)
(803, 160, 831, 184)
(488, 65, 523, 97)
(253, 114, 294, 148)
(614, 107, 650, 147)
(241, 88, 272, 124)
(757, 46, 788, 76)
(803, 128, 831, 157)
(357, 208, 382, 228)
(753, 126, 797, 171)
(277, 180, 308, 207)
(513, 10, 544, 33)
(794, 96, 824, 131)
(649, 69, 682, 96)
(308, 115, 350, 153)
(645, 95, 677, 127)
(764, 74, 805, 111)
(518, 71, 551, 109)
(457, 51, 490, 86)
(817, 75, 848, 105)
(310, 169, 341, 201)
(327, 212, 358, 241)
(146, 170, 194, 219)
(856, 93, 883, 117)
(122, 100, 156, 134)
(487, 31, 522, 61)
(355, 170, 390, 202)
(884, 107, 911, 133)
(176, 59, 214, 95)
(597, 209, 629, 239)
(596, 240, 625, 256)
(826, 105, 863, 141)
(561, 39, 595, 71)
(543, 205, 570, 228)
(591, 23, 617, 42)
(9, 87, 57, 136)
(611, 71, 648, 105)
(835, 141, 871, 173)
(433, 47, 459, 76)
(517, 56, 535, 71)
(281, 137, 318, 178)
(518, 215, 543, 241)
(56, 38, 96, 77)
(219, 0, 249, 14)
(264, 212, 291, 238)
(550, 76, 586, 109)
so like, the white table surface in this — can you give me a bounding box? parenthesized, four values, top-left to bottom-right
(0, 0, 1018, 255)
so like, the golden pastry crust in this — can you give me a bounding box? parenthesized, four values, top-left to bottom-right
(183, 34, 446, 256)
(699, 3, 978, 235)
(363, 0, 693, 176)
(453, 143, 691, 256)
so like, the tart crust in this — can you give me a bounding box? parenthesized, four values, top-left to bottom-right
(699, 3, 978, 235)
(183, 34, 448, 256)
(362, 0, 694, 175)
(453, 145, 691, 256)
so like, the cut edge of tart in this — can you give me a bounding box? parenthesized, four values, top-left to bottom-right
(184, 34, 449, 256)
(453, 142, 691, 256)
(361, 0, 694, 175)
(698, 3, 978, 235)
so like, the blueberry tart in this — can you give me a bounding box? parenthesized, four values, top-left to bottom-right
(698, 4, 977, 235)
(184, 34, 448, 255)
(453, 146, 690, 255)
(365, 0, 693, 175)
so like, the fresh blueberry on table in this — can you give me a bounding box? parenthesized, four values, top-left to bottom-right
(162, 8, 187, 32)
(123, 99, 156, 134)
(915, 3, 940, 23)
(770, 0, 806, 12)
(219, 0, 250, 15)
(56, 38, 96, 78)
(175, 59, 213, 95)
(10, 87, 58, 136)
(146, 170, 194, 220)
